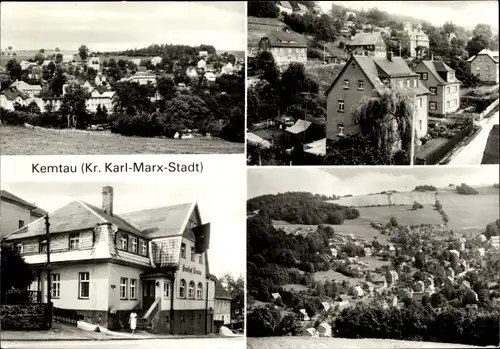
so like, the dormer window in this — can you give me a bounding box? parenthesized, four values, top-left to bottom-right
(120, 236, 128, 250)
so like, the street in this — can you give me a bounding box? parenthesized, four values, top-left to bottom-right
(2, 337, 245, 349)
(448, 111, 499, 165)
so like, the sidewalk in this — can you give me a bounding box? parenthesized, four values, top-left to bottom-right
(1, 322, 243, 341)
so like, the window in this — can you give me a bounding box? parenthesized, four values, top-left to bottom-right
(120, 277, 128, 299)
(486, 65, 490, 71)
(40, 239, 47, 253)
(418, 98, 422, 108)
(446, 100, 450, 109)
(429, 102, 437, 110)
(79, 272, 90, 299)
(181, 243, 186, 258)
(419, 120, 422, 131)
(411, 79, 416, 88)
(476, 66, 480, 71)
(190, 246, 195, 262)
(141, 241, 147, 256)
(446, 86, 450, 95)
(69, 233, 80, 250)
(179, 279, 186, 298)
(343, 79, 350, 89)
(131, 237, 138, 253)
(338, 100, 345, 112)
(351, 63, 355, 70)
(18, 220, 25, 229)
(188, 281, 195, 299)
(452, 99, 457, 107)
(197, 282, 203, 299)
(357, 80, 364, 90)
(429, 87, 437, 95)
(120, 236, 128, 250)
(199, 254, 203, 264)
(164, 281, 171, 298)
(52, 274, 60, 298)
(422, 73, 428, 80)
(452, 85, 457, 93)
(130, 279, 137, 299)
(337, 124, 345, 136)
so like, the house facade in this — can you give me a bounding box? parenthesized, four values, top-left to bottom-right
(3, 187, 217, 335)
(213, 279, 232, 325)
(9, 80, 42, 98)
(414, 60, 461, 117)
(259, 30, 307, 68)
(325, 53, 430, 141)
(467, 49, 499, 83)
(345, 32, 387, 57)
(0, 190, 46, 239)
(87, 57, 101, 71)
(401, 23, 430, 58)
(86, 90, 115, 113)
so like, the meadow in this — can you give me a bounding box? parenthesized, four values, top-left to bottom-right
(0, 126, 244, 155)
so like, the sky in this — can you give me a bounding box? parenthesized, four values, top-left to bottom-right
(323, 1, 499, 31)
(2, 179, 246, 279)
(247, 166, 500, 198)
(0, 2, 246, 52)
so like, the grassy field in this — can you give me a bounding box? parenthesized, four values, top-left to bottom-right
(356, 206, 444, 226)
(282, 284, 309, 292)
(0, 126, 243, 155)
(312, 270, 365, 285)
(247, 337, 495, 349)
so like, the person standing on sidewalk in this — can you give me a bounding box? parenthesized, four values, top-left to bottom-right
(129, 311, 137, 335)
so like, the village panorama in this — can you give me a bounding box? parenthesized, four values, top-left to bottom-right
(0, 2, 245, 155)
(247, 166, 500, 348)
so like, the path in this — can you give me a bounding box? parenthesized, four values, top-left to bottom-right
(448, 111, 499, 165)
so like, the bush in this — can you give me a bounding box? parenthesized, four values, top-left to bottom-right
(247, 307, 278, 337)
(412, 201, 424, 210)
(390, 217, 398, 227)
(111, 113, 166, 137)
(277, 314, 302, 336)
(456, 183, 478, 195)
(414, 185, 437, 192)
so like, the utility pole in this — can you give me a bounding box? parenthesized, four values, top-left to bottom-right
(45, 215, 52, 330)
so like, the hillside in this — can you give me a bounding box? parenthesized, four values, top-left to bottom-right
(248, 16, 288, 50)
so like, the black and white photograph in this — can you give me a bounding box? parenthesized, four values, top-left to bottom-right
(246, 1, 499, 166)
(0, 1, 245, 155)
(0, 180, 245, 349)
(246, 166, 500, 348)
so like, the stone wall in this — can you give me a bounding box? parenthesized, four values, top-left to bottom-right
(0, 304, 49, 330)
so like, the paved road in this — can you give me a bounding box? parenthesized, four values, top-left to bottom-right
(247, 337, 495, 349)
(2, 337, 245, 349)
(448, 111, 499, 165)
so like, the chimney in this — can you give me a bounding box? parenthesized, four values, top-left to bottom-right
(387, 51, 393, 62)
(102, 186, 113, 216)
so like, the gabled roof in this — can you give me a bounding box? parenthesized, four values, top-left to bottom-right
(0, 190, 37, 209)
(214, 278, 232, 300)
(296, 3, 308, 11)
(1, 87, 29, 101)
(347, 32, 384, 47)
(120, 202, 196, 239)
(278, 1, 293, 10)
(4, 200, 145, 241)
(417, 60, 459, 85)
(261, 30, 307, 48)
(468, 49, 499, 63)
(10, 81, 42, 91)
(285, 119, 312, 134)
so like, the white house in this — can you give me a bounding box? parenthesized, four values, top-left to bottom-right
(221, 62, 234, 75)
(204, 72, 217, 82)
(151, 56, 162, 66)
(85, 90, 115, 113)
(9, 81, 42, 98)
(3, 186, 217, 335)
(87, 57, 100, 71)
(197, 59, 207, 70)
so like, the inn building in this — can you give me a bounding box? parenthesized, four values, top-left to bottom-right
(2, 187, 218, 335)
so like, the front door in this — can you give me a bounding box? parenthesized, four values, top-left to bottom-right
(142, 281, 155, 310)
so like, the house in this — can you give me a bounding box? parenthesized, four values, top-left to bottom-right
(490, 235, 500, 249)
(40, 97, 63, 113)
(20, 60, 37, 71)
(3, 187, 217, 335)
(197, 59, 207, 71)
(199, 51, 208, 58)
(414, 60, 461, 118)
(41, 60, 54, 68)
(94, 73, 107, 87)
(213, 278, 232, 325)
(298, 309, 310, 321)
(151, 56, 162, 66)
(467, 49, 499, 83)
(186, 67, 198, 78)
(325, 52, 430, 141)
(222, 62, 234, 75)
(401, 23, 430, 58)
(284, 119, 325, 147)
(344, 11, 356, 21)
(385, 270, 399, 287)
(129, 58, 141, 66)
(473, 247, 485, 257)
(372, 274, 387, 289)
(352, 285, 364, 298)
(277, 1, 294, 15)
(0, 87, 29, 111)
(271, 292, 281, 301)
(123, 73, 157, 85)
(62, 54, 74, 63)
(9, 80, 42, 98)
(85, 90, 115, 114)
(231, 294, 244, 323)
(87, 57, 100, 71)
(364, 247, 372, 256)
(0, 191, 46, 239)
(345, 32, 387, 57)
(204, 72, 217, 83)
(476, 234, 487, 243)
(258, 29, 307, 68)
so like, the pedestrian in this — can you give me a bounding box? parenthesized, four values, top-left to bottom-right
(129, 311, 137, 335)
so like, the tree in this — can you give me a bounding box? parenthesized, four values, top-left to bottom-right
(50, 66, 67, 96)
(314, 14, 337, 43)
(55, 53, 63, 64)
(390, 217, 398, 227)
(160, 94, 212, 132)
(39, 48, 45, 54)
(277, 314, 302, 336)
(466, 35, 489, 57)
(6, 59, 22, 80)
(0, 242, 35, 304)
(86, 67, 97, 81)
(78, 45, 89, 61)
(219, 273, 244, 299)
(247, 307, 277, 337)
(156, 76, 177, 101)
(248, 1, 279, 18)
(34, 52, 45, 65)
(55, 47, 60, 52)
(60, 84, 90, 128)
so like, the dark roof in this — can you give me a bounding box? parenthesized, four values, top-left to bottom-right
(1, 190, 37, 209)
(214, 279, 232, 300)
(4, 200, 145, 241)
(261, 30, 307, 48)
(347, 32, 384, 47)
(417, 60, 459, 85)
(120, 202, 194, 239)
(325, 55, 428, 96)
(1, 87, 28, 101)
